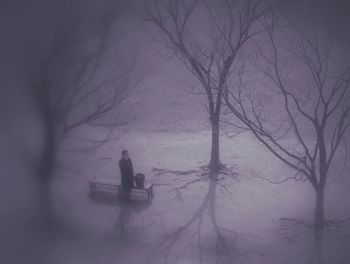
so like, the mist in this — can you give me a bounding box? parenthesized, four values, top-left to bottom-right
(1, 0, 350, 264)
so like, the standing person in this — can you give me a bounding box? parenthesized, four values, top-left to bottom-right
(119, 150, 135, 194)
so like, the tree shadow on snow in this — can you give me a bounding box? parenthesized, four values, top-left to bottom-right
(277, 217, 350, 264)
(148, 166, 350, 264)
(146, 167, 239, 264)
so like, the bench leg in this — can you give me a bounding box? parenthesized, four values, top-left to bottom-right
(147, 187, 154, 200)
(89, 183, 95, 196)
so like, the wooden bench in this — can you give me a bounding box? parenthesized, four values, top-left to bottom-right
(89, 177, 154, 200)
(130, 183, 154, 200)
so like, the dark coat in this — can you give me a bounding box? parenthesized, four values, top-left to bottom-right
(119, 158, 135, 191)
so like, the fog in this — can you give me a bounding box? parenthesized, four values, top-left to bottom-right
(1, 0, 350, 263)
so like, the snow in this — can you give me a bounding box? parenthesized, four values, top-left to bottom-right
(49, 127, 350, 264)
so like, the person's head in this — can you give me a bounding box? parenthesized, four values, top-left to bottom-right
(121, 149, 129, 159)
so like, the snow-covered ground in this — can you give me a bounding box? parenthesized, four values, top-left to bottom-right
(48, 54, 350, 262)
(49, 126, 350, 264)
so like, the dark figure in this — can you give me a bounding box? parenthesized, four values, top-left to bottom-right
(119, 150, 135, 192)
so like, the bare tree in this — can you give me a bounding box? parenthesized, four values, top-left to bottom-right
(31, 7, 139, 225)
(223, 11, 350, 229)
(142, 0, 270, 173)
(0, 1, 139, 262)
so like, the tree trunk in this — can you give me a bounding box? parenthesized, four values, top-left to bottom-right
(39, 116, 55, 183)
(313, 185, 326, 229)
(34, 61, 58, 229)
(38, 112, 56, 227)
(209, 119, 221, 173)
